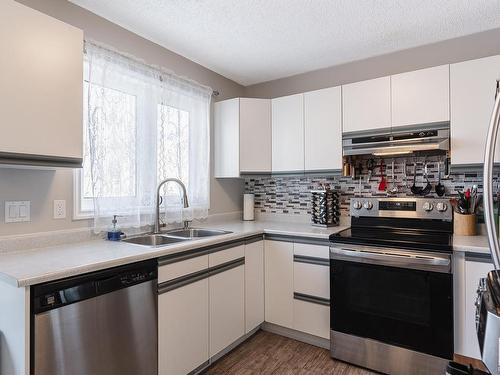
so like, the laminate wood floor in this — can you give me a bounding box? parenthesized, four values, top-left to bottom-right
(203, 330, 377, 375)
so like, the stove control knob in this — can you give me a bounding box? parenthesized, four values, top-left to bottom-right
(423, 202, 434, 212)
(363, 201, 373, 210)
(436, 202, 448, 212)
(353, 201, 362, 210)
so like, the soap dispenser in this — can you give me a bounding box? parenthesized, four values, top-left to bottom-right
(107, 215, 124, 241)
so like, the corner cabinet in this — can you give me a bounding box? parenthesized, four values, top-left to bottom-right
(245, 239, 265, 333)
(391, 65, 450, 128)
(272, 94, 305, 173)
(304, 87, 342, 171)
(0, 0, 83, 167)
(450, 55, 500, 165)
(214, 98, 271, 177)
(158, 238, 264, 374)
(264, 240, 294, 328)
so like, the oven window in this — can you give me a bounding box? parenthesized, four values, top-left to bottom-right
(331, 260, 453, 359)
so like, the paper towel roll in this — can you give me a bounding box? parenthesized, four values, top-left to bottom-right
(243, 194, 255, 221)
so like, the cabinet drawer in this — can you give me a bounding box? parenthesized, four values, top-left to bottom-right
(293, 298, 330, 339)
(158, 255, 208, 284)
(209, 245, 245, 267)
(293, 261, 329, 299)
(293, 243, 329, 259)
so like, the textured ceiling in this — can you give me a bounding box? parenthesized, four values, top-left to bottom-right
(70, 0, 500, 85)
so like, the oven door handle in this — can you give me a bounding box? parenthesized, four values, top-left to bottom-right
(330, 246, 451, 273)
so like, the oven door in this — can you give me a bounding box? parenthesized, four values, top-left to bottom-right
(330, 244, 453, 359)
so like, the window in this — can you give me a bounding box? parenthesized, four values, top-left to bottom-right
(75, 41, 211, 230)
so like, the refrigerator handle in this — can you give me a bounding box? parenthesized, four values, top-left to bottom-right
(483, 79, 500, 277)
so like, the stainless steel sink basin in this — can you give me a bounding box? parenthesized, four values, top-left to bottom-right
(165, 228, 232, 239)
(123, 234, 189, 247)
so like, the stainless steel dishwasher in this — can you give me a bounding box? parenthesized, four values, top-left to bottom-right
(31, 260, 157, 375)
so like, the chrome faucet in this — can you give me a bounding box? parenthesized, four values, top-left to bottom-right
(154, 178, 190, 233)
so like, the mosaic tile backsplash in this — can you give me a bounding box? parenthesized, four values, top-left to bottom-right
(245, 155, 496, 219)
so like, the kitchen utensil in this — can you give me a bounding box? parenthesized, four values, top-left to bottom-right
(410, 163, 423, 195)
(366, 158, 375, 182)
(435, 162, 445, 197)
(403, 161, 408, 189)
(420, 162, 433, 196)
(378, 160, 387, 191)
(388, 161, 398, 195)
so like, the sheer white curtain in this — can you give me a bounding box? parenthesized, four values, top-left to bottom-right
(83, 41, 211, 231)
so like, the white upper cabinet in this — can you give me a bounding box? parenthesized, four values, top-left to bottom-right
(272, 94, 305, 172)
(214, 98, 240, 178)
(391, 65, 450, 128)
(451, 55, 500, 165)
(0, 0, 83, 163)
(304, 87, 342, 171)
(240, 98, 272, 173)
(214, 98, 271, 177)
(342, 77, 391, 133)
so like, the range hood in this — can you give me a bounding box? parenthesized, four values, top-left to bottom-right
(342, 123, 450, 157)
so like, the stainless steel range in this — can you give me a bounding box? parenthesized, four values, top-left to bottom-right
(329, 197, 453, 375)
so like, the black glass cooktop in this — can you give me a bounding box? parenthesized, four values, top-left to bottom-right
(330, 227, 452, 253)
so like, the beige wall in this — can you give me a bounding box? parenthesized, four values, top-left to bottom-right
(244, 27, 500, 98)
(0, 0, 245, 236)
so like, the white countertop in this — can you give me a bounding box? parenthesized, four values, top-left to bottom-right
(0, 220, 348, 288)
(453, 234, 491, 254)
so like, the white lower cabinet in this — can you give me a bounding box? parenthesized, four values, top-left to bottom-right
(293, 243, 330, 339)
(293, 299, 330, 339)
(463, 257, 494, 359)
(265, 240, 294, 328)
(245, 240, 265, 333)
(158, 278, 209, 375)
(209, 263, 245, 357)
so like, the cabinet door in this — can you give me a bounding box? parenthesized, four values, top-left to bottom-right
(464, 259, 494, 359)
(158, 279, 209, 375)
(209, 264, 245, 357)
(391, 65, 450, 128)
(264, 240, 294, 328)
(304, 87, 342, 171)
(451, 55, 500, 165)
(293, 299, 330, 340)
(240, 98, 272, 173)
(272, 94, 304, 172)
(214, 98, 240, 177)
(245, 240, 265, 333)
(0, 0, 83, 159)
(342, 76, 391, 133)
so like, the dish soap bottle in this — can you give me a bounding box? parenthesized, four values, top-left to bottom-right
(107, 215, 124, 241)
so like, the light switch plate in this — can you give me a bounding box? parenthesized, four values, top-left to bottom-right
(53, 200, 66, 219)
(5, 201, 30, 223)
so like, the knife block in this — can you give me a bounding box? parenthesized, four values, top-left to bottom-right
(454, 213, 477, 236)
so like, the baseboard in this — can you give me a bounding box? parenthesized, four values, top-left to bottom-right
(261, 322, 330, 350)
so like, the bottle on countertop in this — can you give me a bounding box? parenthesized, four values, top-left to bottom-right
(107, 215, 124, 241)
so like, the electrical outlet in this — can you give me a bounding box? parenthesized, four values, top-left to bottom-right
(53, 200, 66, 219)
(5, 201, 31, 223)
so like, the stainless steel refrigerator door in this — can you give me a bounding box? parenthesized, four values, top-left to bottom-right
(34, 280, 157, 375)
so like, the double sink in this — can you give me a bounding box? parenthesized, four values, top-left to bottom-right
(123, 228, 232, 247)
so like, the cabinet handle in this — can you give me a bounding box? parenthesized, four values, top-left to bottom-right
(293, 292, 330, 306)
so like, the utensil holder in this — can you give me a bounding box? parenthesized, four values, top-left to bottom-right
(454, 213, 477, 236)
